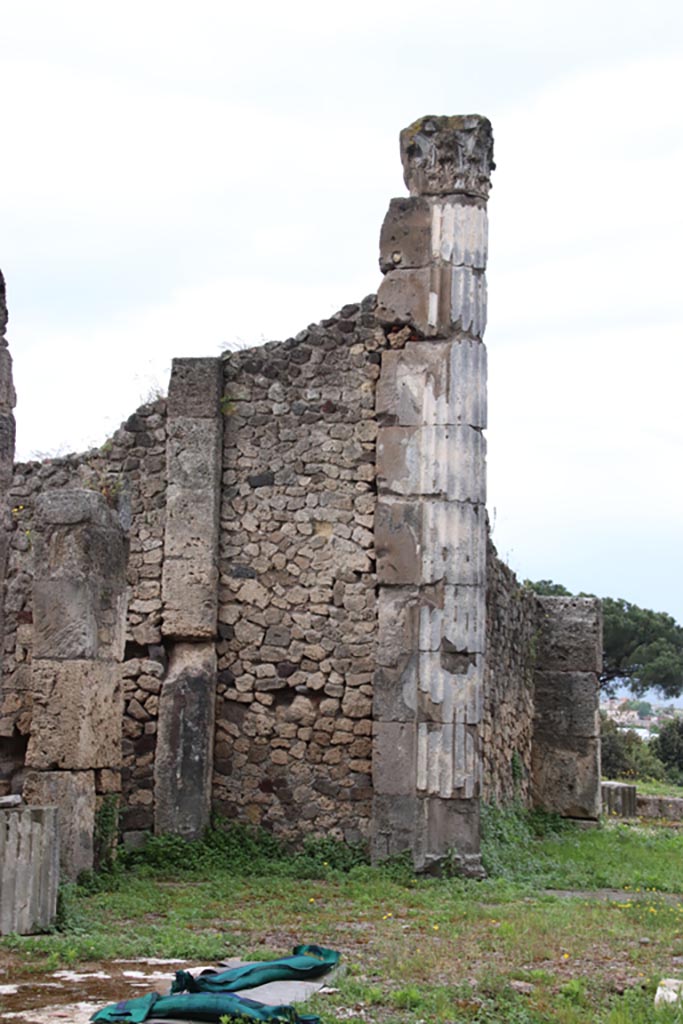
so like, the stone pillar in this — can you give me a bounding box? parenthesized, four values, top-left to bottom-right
(372, 116, 494, 874)
(156, 358, 222, 837)
(532, 596, 602, 819)
(23, 489, 127, 879)
(0, 270, 17, 678)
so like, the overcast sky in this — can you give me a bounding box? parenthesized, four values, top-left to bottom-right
(2, 0, 682, 622)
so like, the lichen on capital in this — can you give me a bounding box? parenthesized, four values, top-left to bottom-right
(399, 114, 495, 200)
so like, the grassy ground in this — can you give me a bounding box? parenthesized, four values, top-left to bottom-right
(3, 812, 683, 1023)
(635, 779, 683, 798)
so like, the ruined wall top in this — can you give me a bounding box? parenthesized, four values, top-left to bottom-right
(400, 115, 495, 200)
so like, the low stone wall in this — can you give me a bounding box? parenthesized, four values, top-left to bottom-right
(637, 794, 683, 820)
(602, 781, 637, 817)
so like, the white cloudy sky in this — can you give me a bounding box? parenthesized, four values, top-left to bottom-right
(2, 0, 682, 621)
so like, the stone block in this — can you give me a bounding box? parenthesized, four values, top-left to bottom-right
(154, 642, 216, 838)
(166, 416, 222, 493)
(375, 499, 422, 585)
(422, 501, 486, 586)
(430, 201, 488, 269)
(417, 719, 480, 797)
(167, 357, 223, 419)
(531, 737, 601, 819)
(416, 654, 483, 726)
(379, 197, 432, 272)
(32, 579, 98, 660)
(23, 770, 95, 881)
(34, 489, 115, 530)
(376, 268, 431, 331)
(162, 558, 218, 638)
(376, 500, 486, 587)
(377, 588, 419, 667)
(25, 661, 122, 770)
(377, 340, 486, 428)
(373, 662, 418, 723)
(534, 671, 599, 738)
(0, 805, 59, 934)
(536, 596, 603, 673)
(377, 424, 485, 502)
(601, 781, 636, 817)
(371, 793, 418, 861)
(164, 481, 220, 559)
(372, 722, 416, 795)
(416, 794, 481, 870)
(418, 583, 485, 655)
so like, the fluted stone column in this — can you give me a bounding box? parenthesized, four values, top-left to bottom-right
(372, 116, 494, 874)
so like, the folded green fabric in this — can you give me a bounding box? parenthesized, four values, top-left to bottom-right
(91, 944, 340, 1023)
(91, 989, 320, 1022)
(171, 944, 340, 994)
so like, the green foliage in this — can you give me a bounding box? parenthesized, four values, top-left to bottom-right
(526, 580, 683, 698)
(602, 597, 683, 699)
(600, 713, 666, 782)
(524, 579, 572, 596)
(652, 717, 683, 782)
(122, 820, 369, 879)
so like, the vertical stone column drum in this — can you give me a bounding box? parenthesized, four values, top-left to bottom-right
(372, 116, 494, 873)
(23, 489, 128, 879)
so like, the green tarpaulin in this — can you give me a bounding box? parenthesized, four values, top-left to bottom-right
(90, 944, 340, 1023)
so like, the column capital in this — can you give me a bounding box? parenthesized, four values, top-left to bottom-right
(400, 115, 495, 200)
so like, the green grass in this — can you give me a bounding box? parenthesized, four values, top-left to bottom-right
(4, 812, 683, 1022)
(634, 778, 683, 798)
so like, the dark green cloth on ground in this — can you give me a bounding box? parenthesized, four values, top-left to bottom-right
(171, 944, 340, 994)
(90, 944, 340, 1023)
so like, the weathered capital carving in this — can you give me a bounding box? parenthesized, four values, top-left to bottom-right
(400, 115, 495, 199)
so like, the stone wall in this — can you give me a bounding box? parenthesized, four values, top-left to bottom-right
(482, 543, 538, 806)
(0, 113, 605, 866)
(213, 298, 380, 844)
(0, 398, 168, 820)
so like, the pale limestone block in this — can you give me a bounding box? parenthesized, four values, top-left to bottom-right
(430, 201, 488, 268)
(421, 501, 486, 586)
(377, 340, 486, 428)
(416, 652, 483, 726)
(377, 424, 485, 502)
(161, 558, 218, 638)
(154, 642, 216, 838)
(166, 416, 222, 492)
(164, 481, 220, 559)
(26, 661, 122, 771)
(417, 584, 485, 654)
(376, 587, 419, 667)
(417, 721, 480, 798)
(23, 770, 95, 881)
